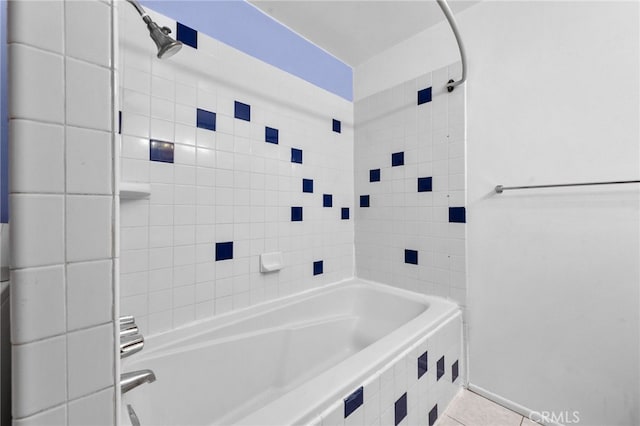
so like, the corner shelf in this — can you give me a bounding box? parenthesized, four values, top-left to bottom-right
(120, 182, 151, 200)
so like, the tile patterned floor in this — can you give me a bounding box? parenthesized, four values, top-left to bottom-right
(439, 389, 541, 426)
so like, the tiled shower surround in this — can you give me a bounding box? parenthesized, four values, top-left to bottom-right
(354, 66, 466, 306)
(118, 9, 354, 336)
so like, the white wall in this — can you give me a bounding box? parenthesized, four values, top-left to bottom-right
(8, 0, 117, 423)
(118, 8, 354, 336)
(355, 2, 639, 425)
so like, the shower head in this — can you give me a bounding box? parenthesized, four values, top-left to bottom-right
(126, 0, 182, 59)
(143, 16, 183, 59)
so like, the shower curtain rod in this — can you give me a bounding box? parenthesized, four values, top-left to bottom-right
(436, 0, 467, 92)
(494, 180, 640, 194)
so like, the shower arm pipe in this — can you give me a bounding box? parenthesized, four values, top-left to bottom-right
(125, 0, 153, 24)
(436, 0, 467, 92)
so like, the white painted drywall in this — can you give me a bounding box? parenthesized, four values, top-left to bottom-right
(355, 2, 640, 425)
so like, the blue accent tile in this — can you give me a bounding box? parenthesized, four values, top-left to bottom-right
(234, 101, 251, 121)
(291, 148, 303, 164)
(341, 207, 349, 220)
(392, 152, 404, 167)
(418, 87, 432, 105)
(302, 179, 314, 193)
(196, 108, 216, 131)
(149, 140, 174, 163)
(418, 177, 432, 192)
(215, 242, 233, 261)
(344, 386, 363, 418)
(370, 169, 381, 182)
(449, 207, 466, 223)
(405, 249, 418, 265)
(176, 22, 197, 49)
(452, 360, 459, 382)
(418, 351, 428, 379)
(332, 119, 341, 133)
(437, 355, 445, 381)
(394, 393, 407, 426)
(291, 206, 303, 222)
(265, 126, 279, 144)
(118, 111, 122, 134)
(429, 405, 438, 426)
(360, 195, 370, 207)
(313, 260, 323, 275)
(323, 194, 333, 207)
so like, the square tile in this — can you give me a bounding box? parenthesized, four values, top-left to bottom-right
(67, 260, 113, 331)
(234, 101, 251, 121)
(303, 179, 314, 193)
(12, 405, 66, 426)
(395, 393, 407, 426)
(344, 386, 363, 418)
(437, 355, 445, 381)
(11, 266, 65, 343)
(66, 127, 112, 195)
(333, 119, 341, 133)
(67, 324, 114, 399)
(8, 0, 63, 53)
(265, 127, 279, 144)
(323, 194, 333, 207)
(150, 140, 175, 163)
(215, 242, 233, 261)
(10, 194, 64, 268)
(370, 169, 381, 182)
(392, 152, 405, 167)
(12, 336, 67, 418)
(313, 260, 323, 276)
(418, 177, 433, 192)
(417, 351, 428, 379)
(65, 0, 111, 66)
(418, 87, 433, 105)
(66, 58, 111, 131)
(405, 249, 418, 265)
(291, 206, 303, 222)
(68, 387, 114, 426)
(341, 208, 349, 220)
(177, 22, 198, 49)
(9, 120, 64, 193)
(196, 108, 216, 131)
(452, 360, 459, 382)
(291, 148, 303, 164)
(360, 195, 370, 208)
(66, 195, 112, 262)
(429, 404, 438, 426)
(449, 207, 466, 223)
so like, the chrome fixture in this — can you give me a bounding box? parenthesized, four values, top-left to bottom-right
(495, 179, 640, 194)
(127, 405, 141, 426)
(436, 0, 467, 92)
(120, 315, 144, 358)
(125, 0, 182, 59)
(121, 369, 157, 394)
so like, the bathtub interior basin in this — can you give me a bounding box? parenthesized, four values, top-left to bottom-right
(120, 278, 459, 426)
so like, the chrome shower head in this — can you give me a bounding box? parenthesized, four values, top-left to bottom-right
(126, 0, 182, 60)
(143, 16, 183, 59)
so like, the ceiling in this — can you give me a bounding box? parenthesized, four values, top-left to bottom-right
(249, 0, 480, 66)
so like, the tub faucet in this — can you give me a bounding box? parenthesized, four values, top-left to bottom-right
(121, 369, 157, 394)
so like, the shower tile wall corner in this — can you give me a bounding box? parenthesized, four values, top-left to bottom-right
(354, 65, 467, 305)
(118, 8, 354, 336)
(8, 0, 117, 423)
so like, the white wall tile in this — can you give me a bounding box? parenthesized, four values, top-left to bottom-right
(12, 336, 67, 418)
(12, 404, 66, 426)
(9, 44, 64, 123)
(9, 120, 65, 193)
(67, 260, 113, 331)
(65, 0, 111, 67)
(10, 194, 64, 268)
(11, 266, 66, 344)
(66, 58, 112, 131)
(67, 324, 114, 400)
(67, 127, 113, 195)
(8, 0, 64, 54)
(67, 387, 114, 426)
(66, 195, 113, 262)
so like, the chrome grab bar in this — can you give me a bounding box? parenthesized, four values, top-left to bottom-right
(495, 180, 640, 194)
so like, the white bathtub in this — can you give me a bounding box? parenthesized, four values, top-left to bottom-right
(121, 278, 461, 426)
